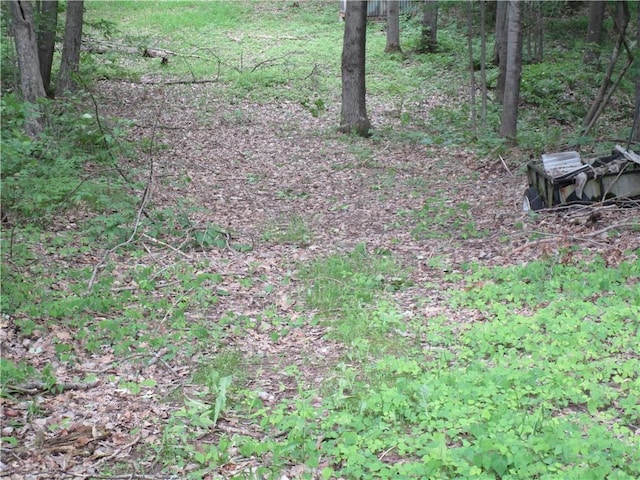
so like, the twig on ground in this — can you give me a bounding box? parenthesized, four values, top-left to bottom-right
(80, 348, 172, 373)
(92, 435, 143, 469)
(141, 233, 192, 259)
(582, 220, 640, 237)
(4, 379, 100, 395)
(65, 474, 159, 480)
(379, 445, 396, 461)
(499, 155, 513, 175)
(510, 230, 623, 255)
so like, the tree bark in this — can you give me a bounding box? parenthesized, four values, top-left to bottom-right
(418, 0, 438, 53)
(9, 0, 47, 136)
(493, 0, 507, 104)
(584, 1, 605, 64)
(339, 0, 370, 138)
(633, 5, 640, 144)
(467, 1, 476, 135)
(36, 0, 58, 95)
(385, 0, 401, 54)
(499, 0, 522, 144)
(479, 0, 487, 125)
(56, 0, 84, 96)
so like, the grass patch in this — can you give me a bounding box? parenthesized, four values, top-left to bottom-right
(85, 0, 343, 101)
(399, 193, 490, 240)
(298, 243, 406, 315)
(262, 214, 313, 246)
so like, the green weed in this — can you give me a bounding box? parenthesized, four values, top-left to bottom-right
(298, 243, 406, 315)
(402, 194, 489, 240)
(262, 214, 313, 247)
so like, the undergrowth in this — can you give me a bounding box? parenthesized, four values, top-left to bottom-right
(146, 247, 639, 480)
(0, 93, 134, 225)
(234, 252, 640, 480)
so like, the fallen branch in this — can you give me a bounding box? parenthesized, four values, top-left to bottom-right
(141, 232, 192, 259)
(510, 231, 619, 255)
(4, 379, 100, 395)
(65, 473, 158, 480)
(91, 435, 142, 469)
(138, 78, 220, 85)
(582, 220, 640, 237)
(511, 218, 640, 254)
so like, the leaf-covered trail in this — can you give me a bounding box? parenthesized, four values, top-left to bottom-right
(2, 80, 638, 479)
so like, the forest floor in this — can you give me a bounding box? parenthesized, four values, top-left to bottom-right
(2, 80, 639, 479)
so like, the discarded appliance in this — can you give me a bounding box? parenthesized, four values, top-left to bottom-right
(522, 145, 640, 211)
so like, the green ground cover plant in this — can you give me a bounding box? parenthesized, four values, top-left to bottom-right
(399, 193, 489, 240)
(0, 93, 133, 224)
(146, 245, 639, 479)
(240, 253, 639, 479)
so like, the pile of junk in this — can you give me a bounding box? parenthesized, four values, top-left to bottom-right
(522, 144, 640, 211)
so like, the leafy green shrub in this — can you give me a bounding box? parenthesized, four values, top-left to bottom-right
(0, 359, 37, 392)
(0, 94, 132, 224)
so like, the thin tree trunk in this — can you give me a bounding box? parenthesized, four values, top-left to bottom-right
(499, 0, 522, 144)
(534, 1, 543, 63)
(37, 0, 58, 95)
(582, 4, 630, 134)
(339, 0, 370, 137)
(633, 5, 640, 144)
(385, 0, 401, 53)
(56, 0, 84, 96)
(523, 2, 543, 63)
(479, 0, 487, 125)
(418, 0, 438, 53)
(467, 1, 476, 135)
(9, 0, 47, 136)
(494, 0, 507, 104)
(584, 1, 604, 64)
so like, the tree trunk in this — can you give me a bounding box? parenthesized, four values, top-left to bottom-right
(56, 0, 84, 96)
(467, 1, 476, 135)
(479, 0, 487, 125)
(499, 0, 522, 144)
(533, 1, 543, 63)
(584, 0, 605, 64)
(9, 0, 47, 136)
(36, 0, 58, 95)
(633, 5, 640, 144)
(493, 0, 507, 104)
(385, 0, 401, 53)
(339, 0, 370, 138)
(418, 0, 438, 53)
